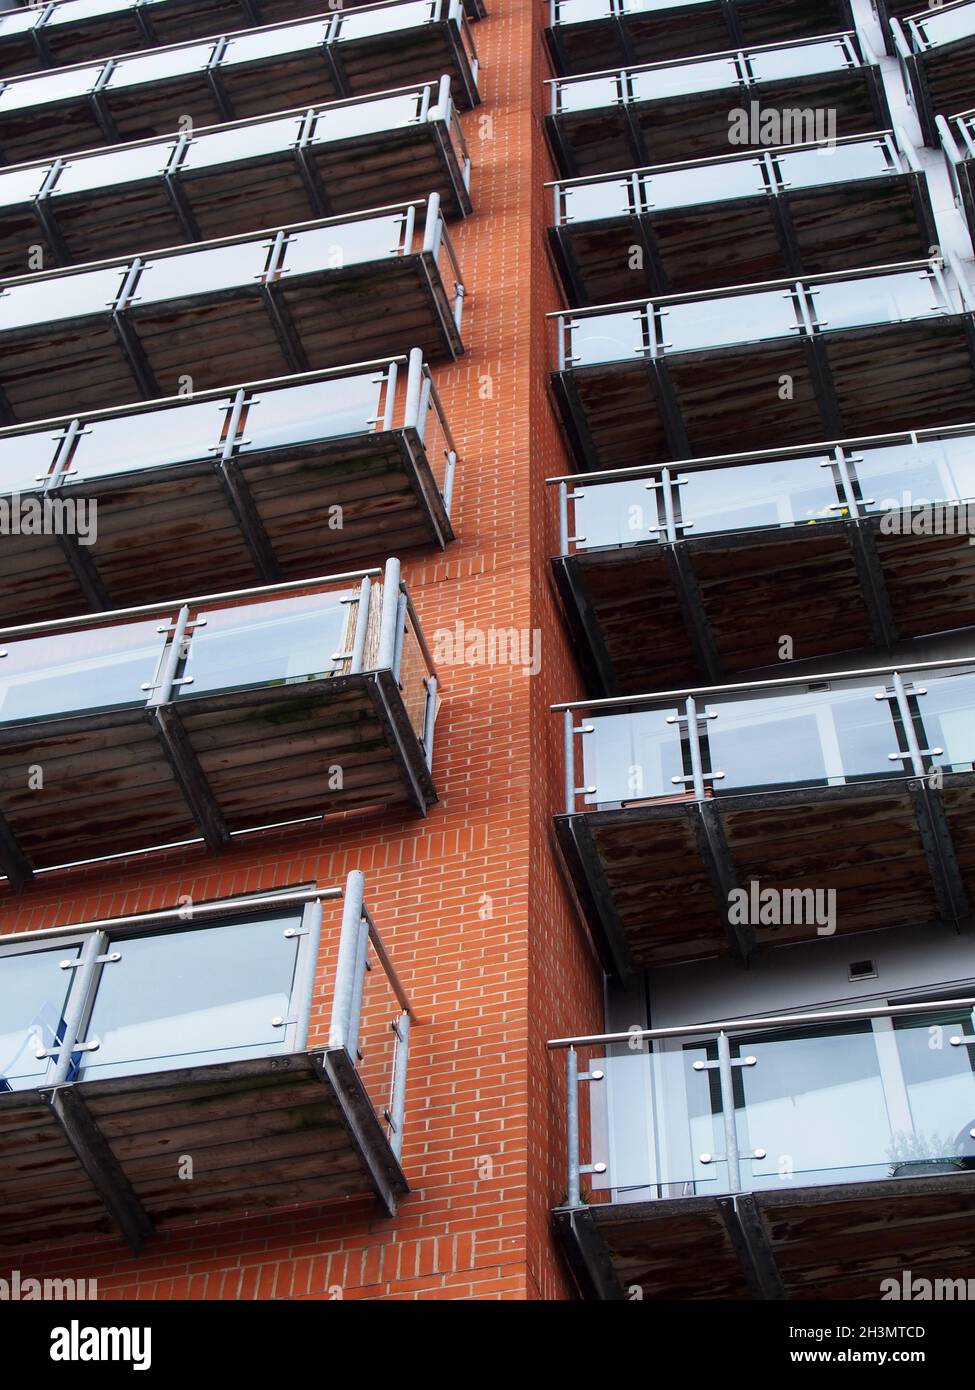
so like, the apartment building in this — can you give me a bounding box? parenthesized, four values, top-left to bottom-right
(1, 0, 975, 1308)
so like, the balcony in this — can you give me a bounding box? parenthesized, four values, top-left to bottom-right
(550, 259, 975, 472)
(0, 198, 465, 425)
(0, 0, 480, 166)
(0, 871, 414, 1255)
(551, 997, 975, 1299)
(876, 0, 926, 54)
(894, 0, 975, 147)
(545, 0, 854, 79)
(0, 80, 472, 275)
(554, 660, 975, 975)
(551, 424, 975, 693)
(0, 0, 486, 79)
(545, 33, 889, 180)
(549, 133, 936, 307)
(0, 562, 438, 889)
(0, 353, 456, 625)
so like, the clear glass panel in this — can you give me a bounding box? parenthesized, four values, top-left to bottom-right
(133, 241, 268, 304)
(107, 43, 214, 90)
(282, 215, 407, 274)
(810, 270, 944, 330)
(0, 946, 80, 1092)
(857, 435, 975, 513)
(68, 399, 233, 482)
(0, 65, 103, 111)
(0, 8, 42, 35)
(79, 915, 302, 1079)
(677, 455, 841, 533)
(646, 157, 766, 210)
(336, 1, 434, 42)
(561, 177, 634, 222)
(736, 1025, 894, 1188)
(47, 0, 137, 25)
(776, 138, 895, 191)
(705, 683, 897, 791)
(52, 141, 177, 197)
(660, 287, 797, 353)
(309, 91, 422, 144)
(918, 668, 975, 772)
(0, 429, 63, 494)
(582, 707, 683, 807)
(556, 74, 620, 113)
(894, 1011, 975, 1165)
(176, 590, 355, 698)
(567, 309, 645, 365)
(630, 56, 739, 102)
(0, 619, 166, 723)
(573, 476, 665, 548)
(181, 115, 303, 172)
(0, 264, 126, 330)
(238, 375, 383, 453)
(554, 0, 613, 22)
(748, 38, 854, 82)
(0, 163, 50, 208)
(916, 2, 975, 48)
(222, 20, 328, 66)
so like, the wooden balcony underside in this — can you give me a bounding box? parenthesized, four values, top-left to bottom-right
(554, 318, 975, 472)
(555, 516, 975, 692)
(0, 27, 477, 166)
(0, 672, 435, 884)
(0, 122, 470, 277)
(551, 176, 933, 306)
(557, 1172, 975, 1300)
(556, 774, 974, 974)
(0, 255, 461, 425)
(546, 72, 886, 179)
(914, 42, 975, 139)
(0, 432, 452, 625)
(0, 1049, 407, 1255)
(546, 0, 853, 78)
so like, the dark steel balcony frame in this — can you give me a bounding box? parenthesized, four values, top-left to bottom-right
(0, 0, 486, 79)
(0, 0, 481, 166)
(0, 196, 465, 424)
(549, 423, 975, 693)
(892, 1, 975, 148)
(0, 351, 457, 625)
(554, 660, 975, 977)
(0, 871, 415, 1254)
(550, 258, 975, 472)
(547, 131, 937, 306)
(0, 77, 472, 275)
(0, 560, 439, 888)
(549, 996, 975, 1300)
(544, 0, 855, 80)
(544, 32, 890, 179)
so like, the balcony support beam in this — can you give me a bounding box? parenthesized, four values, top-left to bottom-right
(666, 545, 722, 684)
(847, 521, 899, 651)
(152, 706, 230, 853)
(318, 1047, 406, 1218)
(648, 361, 691, 460)
(261, 285, 310, 376)
(54, 529, 113, 612)
(47, 1087, 154, 1257)
(216, 459, 282, 583)
(557, 1207, 627, 1302)
(0, 814, 32, 891)
(911, 782, 973, 929)
(564, 814, 636, 979)
(695, 803, 755, 965)
(553, 557, 620, 698)
(733, 1194, 786, 1300)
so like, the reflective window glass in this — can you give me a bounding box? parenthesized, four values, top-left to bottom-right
(857, 435, 975, 514)
(676, 455, 840, 533)
(660, 287, 797, 353)
(0, 946, 80, 1092)
(582, 707, 683, 807)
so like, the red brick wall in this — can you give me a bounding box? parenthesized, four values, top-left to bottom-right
(0, 0, 602, 1300)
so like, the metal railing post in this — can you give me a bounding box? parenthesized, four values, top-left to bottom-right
(293, 897, 323, 1052)
(567, 1047, 581, 1207)
(144, 604, 190, 708)
(422, 191, 442, 255)
(377, 557, 402, 671)
(403, 347, 424, 431)
(347, 914, 370, 1061)
(422, 675, 438, 768)
(716, 1030, 742, 1194)
(443, 450, 457, 516)
(564, 708, 576, 814)
(47, 930, 107, 1086)
(349, 575, 371, 675)
(389, 1010, 411, 1160)
(328, 870, 366, 1049)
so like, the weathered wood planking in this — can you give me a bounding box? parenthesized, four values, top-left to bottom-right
(582, 1199, 751, 1300)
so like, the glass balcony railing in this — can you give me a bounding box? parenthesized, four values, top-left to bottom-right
(0, 79, 471, 271)
(0, 871, 415, 1241)
(894, 1, 975, 145)
(0, 561, 439, 883)
(558, 660, 975, 814)
(549, 33, 864, 116)
(553, 259, 961, 370)
(552, 424, 975, 552)
(904, 0, 975, 53)
(551, 132, 906, 227)
(552, 997, 975, 1206)
(0, 197, 465, 422)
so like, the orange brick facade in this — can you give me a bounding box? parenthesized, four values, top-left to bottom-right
(0, 0, 603, 1300)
